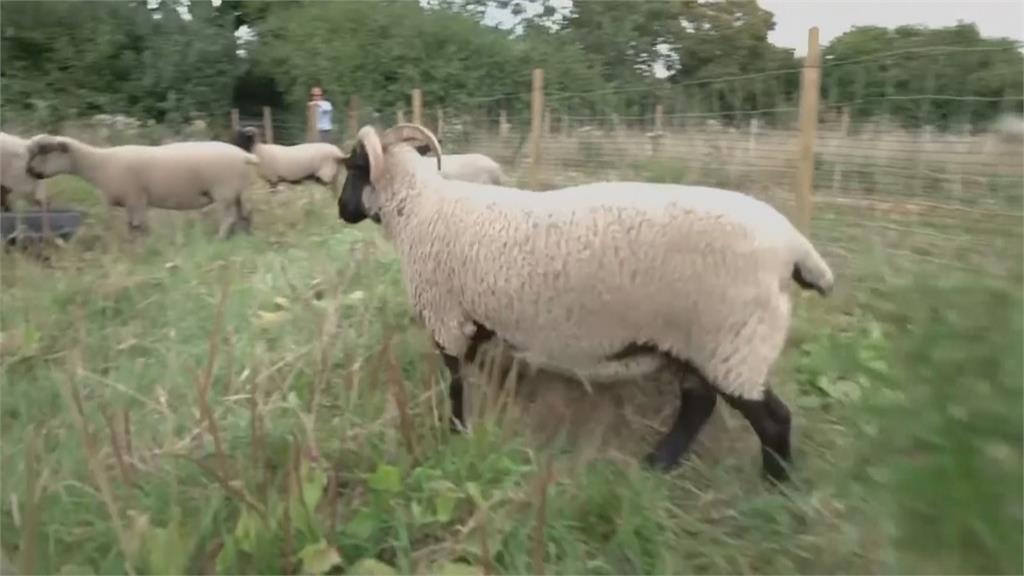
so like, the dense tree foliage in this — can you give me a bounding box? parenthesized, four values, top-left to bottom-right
(1, 0, 1020, 137)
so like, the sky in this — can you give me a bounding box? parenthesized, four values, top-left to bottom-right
(210, 0, 1023, 57)
(480, 0, 1023, 55)
(758, 0, 1024, 55)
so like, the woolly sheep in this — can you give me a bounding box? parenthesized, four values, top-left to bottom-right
(413, 143, 505, 185)
(25, 134, 260, 239)
(1, 132, 49, 212)
(233, 127, 346, 193)
(337, 123, 835, 483)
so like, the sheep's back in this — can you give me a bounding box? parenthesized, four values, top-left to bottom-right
(398, 179, 796, 379)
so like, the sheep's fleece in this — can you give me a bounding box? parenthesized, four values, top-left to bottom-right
(350, 138, 833, 401)
(0, 131, 48, 210)
(235, 127, 345, 186)
(24, 135, 258, 212)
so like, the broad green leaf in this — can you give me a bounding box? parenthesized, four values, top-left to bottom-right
(344, 509, 378, 540)
(367, 464, 402, 493)
(302, 462, 329, 511)
(435, 492, 457, 523)
(216, 540, 238, 575)
(347, 558, 397, 576)
(297, 539, 343, 576)
(233, 506, 262, 554)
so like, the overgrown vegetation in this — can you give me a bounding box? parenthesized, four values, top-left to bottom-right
(0, 174, 1020, 574)
(1, 0, 1020, 141)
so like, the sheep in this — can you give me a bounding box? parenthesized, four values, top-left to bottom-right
(337, 123, 835, 483)
(1, 132, 49, 212)
(413, 142, 505, 185)
(233, 126, 346, 193)
(24, 134, 260, 239)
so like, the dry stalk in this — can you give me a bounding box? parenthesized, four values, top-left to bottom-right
(385, 335, 420, 463)
(194, 268, 232, 478)
(188, 455, 267, 521)
(530, 453, 555, 576)
(102, 405, 135, 486)
(17, 424, 40, 576)
(60, 372, 137, 575)
(122, 406, 134, 466)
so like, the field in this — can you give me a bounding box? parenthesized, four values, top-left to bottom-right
(1, 122, 1022, 575)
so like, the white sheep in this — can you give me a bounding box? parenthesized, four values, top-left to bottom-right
(233, 126, 346, 193)
(413, 142, 505, 185)
(25, 134, 260, 239)
(337, 123, 835, 483)
(1, 132, 49, 212)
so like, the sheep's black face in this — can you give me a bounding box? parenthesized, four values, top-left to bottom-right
(26, 139, 70, 179)
(339, 141, 377, 224)
(233, 129, 257, 152)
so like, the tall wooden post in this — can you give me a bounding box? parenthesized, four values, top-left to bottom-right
(436, 107, 444, 138)
(412, 88, 423, 126)
(261, 106, 274, 144)
(528, 68, 544, 190)
(230, 108, 240, 133)
(499, 108, 509, 137)
(794, 26, 821, 235)
(306, 101, 317, 142)
(396, 109, 405, 125)
(347, 95, 360, 139)
(651, 103, 665, 156)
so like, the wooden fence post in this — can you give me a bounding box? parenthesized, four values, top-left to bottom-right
(396, 109, 405, 125)
(347, 95, 360, 140)
(794, 26, 821, 235)
(528, 68, 545, 190)
(499, 108, 509, 137)
(230, 108, 240, 133)
(261, 106, 274, 144)
(436, 107, 444, 139)
(650, 103, 665, 156)
(306, 101, 317, 142)
(412, 88, 422, 126)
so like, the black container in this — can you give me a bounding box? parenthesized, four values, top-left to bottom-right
(1, 209, 84, 244)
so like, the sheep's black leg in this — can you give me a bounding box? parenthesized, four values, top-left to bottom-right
(720, 388, 793, 483)
(438, 351, 466, 434)
(644, 363, 718, 472)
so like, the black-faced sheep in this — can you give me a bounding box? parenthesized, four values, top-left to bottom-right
(337, 123, 835, 484)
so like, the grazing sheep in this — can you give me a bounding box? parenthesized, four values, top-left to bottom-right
(25, 134, 260, 239)
(1, 132, 49, 212)
(233, 126, 346, 193)
(338, 123, 835, 483)
(414, 142, 505, 185)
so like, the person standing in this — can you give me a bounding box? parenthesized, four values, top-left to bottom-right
(309, 86, 334, 143)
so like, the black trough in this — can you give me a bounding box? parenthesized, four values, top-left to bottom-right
(1, 209, 84, 245)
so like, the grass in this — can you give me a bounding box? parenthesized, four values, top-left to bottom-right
(1, 157, 1022, 575)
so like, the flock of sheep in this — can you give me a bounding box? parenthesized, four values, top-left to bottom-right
(1, 119, 835, 485)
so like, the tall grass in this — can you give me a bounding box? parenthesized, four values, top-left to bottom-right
(1, 157, 1021, 574)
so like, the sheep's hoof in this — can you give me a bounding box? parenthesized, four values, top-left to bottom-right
(642, 449, 682, 473)
(761, 458, 792, 485)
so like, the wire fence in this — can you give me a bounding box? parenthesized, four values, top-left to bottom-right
(244, 38, 1016, 289)
(8, 34, 1020, 289)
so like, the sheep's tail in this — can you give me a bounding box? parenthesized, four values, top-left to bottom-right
(790, 234, 834, 296)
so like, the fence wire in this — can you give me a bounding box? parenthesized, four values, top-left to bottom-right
(13, 44, 1020, 288)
